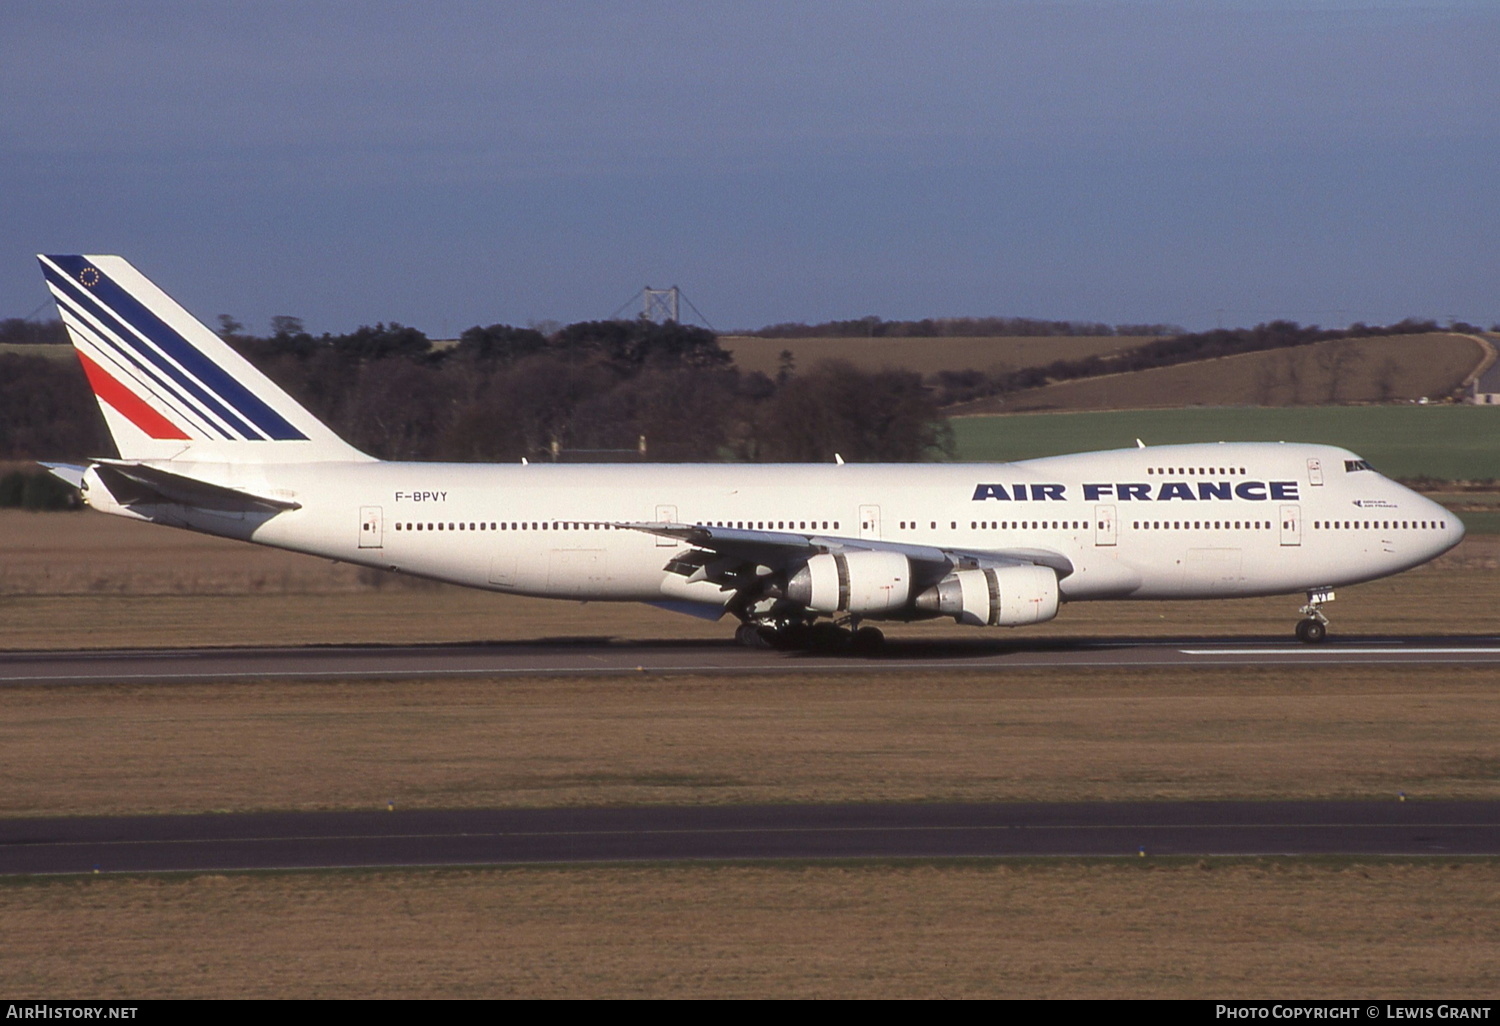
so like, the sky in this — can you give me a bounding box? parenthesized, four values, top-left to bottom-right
(2, 1, 1496, 336)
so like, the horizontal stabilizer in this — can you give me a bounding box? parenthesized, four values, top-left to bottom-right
(39, 462, 87, 489)
(94, 460, 301, 513)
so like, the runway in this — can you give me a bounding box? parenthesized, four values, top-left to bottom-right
(4, 634, 1500, 685)
(3, 801, 1496, 875)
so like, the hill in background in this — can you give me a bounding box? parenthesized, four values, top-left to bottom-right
(949, 333, 1490, 414)
(720, 335, 1161, 379)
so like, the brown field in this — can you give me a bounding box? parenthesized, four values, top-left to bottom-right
(4, 665, 1500, 818)
(5, 510, 1500, 997)
(955, 333, 1486, 414)
(1, 508, 376, 598)
(6, 862, 1498, 999)
(721, 334, 1156, 378)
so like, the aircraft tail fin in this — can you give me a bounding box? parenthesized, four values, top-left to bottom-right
(37, 255, 371, 464)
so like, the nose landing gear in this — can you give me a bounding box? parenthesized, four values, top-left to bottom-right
(1295, 617, 1326, 644)
(1295, 588, 1334, 644)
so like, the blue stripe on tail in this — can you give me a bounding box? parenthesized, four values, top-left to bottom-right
(45, 256, 308, 442)
(48, 278, 236, 440)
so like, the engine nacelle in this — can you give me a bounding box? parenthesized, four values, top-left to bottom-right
(785, 551, 911, 615)
(913, 565, 1059, 626)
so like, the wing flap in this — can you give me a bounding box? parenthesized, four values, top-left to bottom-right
(618, 522, 1072, 579)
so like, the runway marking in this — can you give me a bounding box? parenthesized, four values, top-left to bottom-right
(8, 637, 1500, 687)
(1181, 647, 1500, 656)
(8, 652, 1500, 685)
(0, 662, 1232, 684)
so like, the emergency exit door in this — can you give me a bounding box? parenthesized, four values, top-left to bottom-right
(358, 506, 383, 549)
(1280, 505, 1301, 546)
(1094, 504, 1117, 546)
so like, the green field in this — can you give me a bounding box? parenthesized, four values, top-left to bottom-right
(950, 405, 1500, 481)
(0, 343, 72, 361)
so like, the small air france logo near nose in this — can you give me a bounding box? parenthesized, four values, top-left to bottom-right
(78, 266, 100, 287)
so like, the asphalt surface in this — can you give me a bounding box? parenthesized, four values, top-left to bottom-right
(3, 801, 1496, 875)
(4, 635, 1500, 685)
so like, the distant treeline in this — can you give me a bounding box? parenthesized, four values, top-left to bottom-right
(228, 317, 949, 464)
(930, 318, 1474, 406)
(744, 316, 1184, 338)
(0, 318, 68, 345)
(2, 311, 1489, 465)
(0, 351, 109, 460)
(0, 468, 81, 510)
(0, 316, 951, 465)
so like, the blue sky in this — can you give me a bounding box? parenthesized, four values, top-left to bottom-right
(3, 1, 1495, 335)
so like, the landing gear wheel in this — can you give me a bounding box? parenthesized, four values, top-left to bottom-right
(1296, 588, 1333, 645)
(851, 626, 886, 655)
(735, 623, 774, 649)
(807, 622, 852, 652)
(1295, 618, 1327, 644)
(774, 622, 811, 650)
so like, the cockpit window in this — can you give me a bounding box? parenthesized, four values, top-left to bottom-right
(1344, 459, 1374, 472)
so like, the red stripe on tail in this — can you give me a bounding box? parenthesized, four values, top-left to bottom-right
(76, 351, 190, 440)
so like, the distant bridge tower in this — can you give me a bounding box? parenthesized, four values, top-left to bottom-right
(609, 284, 714, 329)
(642, 286, 680, 324)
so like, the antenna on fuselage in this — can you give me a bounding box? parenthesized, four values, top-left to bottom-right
(1136, 438, 1146, 448)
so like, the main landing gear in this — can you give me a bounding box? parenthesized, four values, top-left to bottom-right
(734, 618, 885, 655)
(1295, 588, 1334, 644)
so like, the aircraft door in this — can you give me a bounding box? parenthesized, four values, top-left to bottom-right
(1094, 504, 1117, 547)
(1280, 504, 1301, 547)
(1307, 458, 1324, 486)
(859, 505, 882, 540)
(655, 504, 678, 547)
(358, 506, 383, 549)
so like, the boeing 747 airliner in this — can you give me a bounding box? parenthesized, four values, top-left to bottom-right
(37, 255, 1464, 650)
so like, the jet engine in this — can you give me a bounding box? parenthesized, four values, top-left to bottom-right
(913, 565, 1059, 626)
(785, 551, 911, 615)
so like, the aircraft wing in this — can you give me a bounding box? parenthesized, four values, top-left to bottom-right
(618, 521, 1073, 586)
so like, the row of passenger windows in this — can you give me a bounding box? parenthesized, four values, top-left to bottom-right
(1134, 520, 1271, 530)
(709, 521, 839, 530)
(390, 516, 1449, 535)
(895, 520, 1093, 531)
(392, 520, 842, 533)
(395, 522, 620, 532)
(1146, 466, 1248, 476)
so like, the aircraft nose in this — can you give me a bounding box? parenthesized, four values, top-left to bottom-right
(1422, 493, 1464, 552)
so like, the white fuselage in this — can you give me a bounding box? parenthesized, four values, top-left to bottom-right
(83, 441, 1462, 619)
